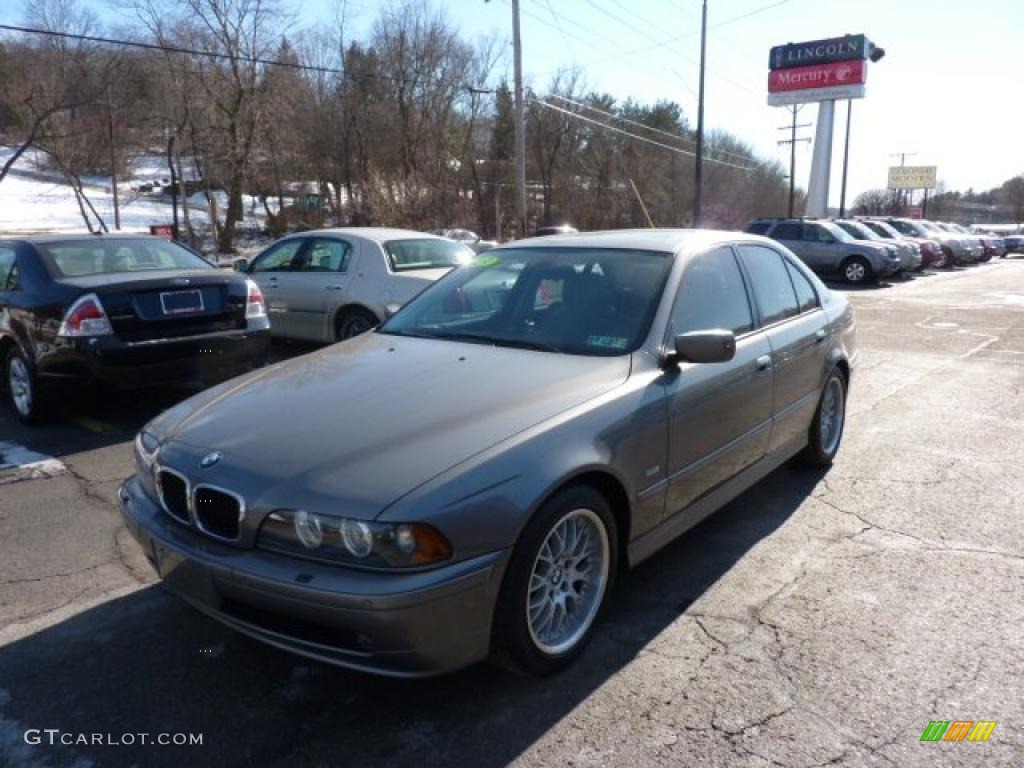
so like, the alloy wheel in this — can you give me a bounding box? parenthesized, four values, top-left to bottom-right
(844, 262, 866, 283)
(819, 375, 845, 455)
(526, 508, 610, 656)
(8, 356, 32, 418)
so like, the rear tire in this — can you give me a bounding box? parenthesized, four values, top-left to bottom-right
(335, 307, 378, 341)
(841, 256, 873, 285)
(798, 368, 847, 467)
(493, 485, 618, 676)
(5, 348, 50, 425)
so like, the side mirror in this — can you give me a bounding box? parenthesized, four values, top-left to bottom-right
(667, 330, 737, 367)
(233, 258, 249, 273)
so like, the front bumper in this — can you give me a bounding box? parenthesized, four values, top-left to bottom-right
(118, 475, 509, 677)
(38, 327, 271, 388)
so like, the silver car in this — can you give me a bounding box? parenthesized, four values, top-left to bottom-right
(237, 228, 474, 341)
(120, 230, 857, 677)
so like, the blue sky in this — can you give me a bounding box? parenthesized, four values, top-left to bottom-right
(5, 0, 1022, 203)
(306, 0, 1024, 203)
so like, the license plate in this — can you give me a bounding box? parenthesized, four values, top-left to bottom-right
(160, 289, 204, 315)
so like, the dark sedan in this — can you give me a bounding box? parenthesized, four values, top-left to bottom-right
(0, 235, 270, 423)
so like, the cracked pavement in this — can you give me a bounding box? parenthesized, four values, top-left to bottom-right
(1, 261, 1023, 767)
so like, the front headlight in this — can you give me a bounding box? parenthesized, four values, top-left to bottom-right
(258, 510, 453, 569)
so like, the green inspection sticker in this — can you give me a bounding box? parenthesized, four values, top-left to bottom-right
(587, 335, 628, 349)
(471, 254, 501, 268)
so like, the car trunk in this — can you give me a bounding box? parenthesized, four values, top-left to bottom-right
(59, 270, 247, 342)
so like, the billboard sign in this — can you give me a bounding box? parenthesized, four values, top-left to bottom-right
(769, 59, 866, 93)
(767, 83, 865, 107)
(887, 166, 938, 190)
(770, 34, 867, 70)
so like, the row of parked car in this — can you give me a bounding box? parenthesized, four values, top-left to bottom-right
(745, 216, 1015, 284)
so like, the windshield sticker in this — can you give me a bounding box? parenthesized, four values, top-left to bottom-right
(587, 335, 628, 349)
(471, 254, 501, 268)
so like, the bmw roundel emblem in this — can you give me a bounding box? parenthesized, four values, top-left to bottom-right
(200, 451, 223, 468)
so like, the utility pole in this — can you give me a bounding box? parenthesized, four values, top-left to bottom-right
(106, 86, 120, 231)
(777, 107, 811, 218)
(838, 100, 852, 217)
(511, 0, 527, 238)
(692, 0, 707, 227)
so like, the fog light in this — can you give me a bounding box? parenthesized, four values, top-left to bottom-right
(340, 519, 373, 558)
(294, 510, 323, 549)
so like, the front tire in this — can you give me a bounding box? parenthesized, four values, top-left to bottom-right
(841, 256, 873, 285)
(799, 368, 847, 467)
(494, 486, 618, 676)
(5, 348, 50, 425)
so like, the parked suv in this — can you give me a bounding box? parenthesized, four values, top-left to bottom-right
(746, 218, 900, 284)
(831, 218, 922, 272)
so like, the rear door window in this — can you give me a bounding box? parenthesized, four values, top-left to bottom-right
(737, 245, 800, 326)
(299, 239, 351, 272)
(785, 260, 819, 313)
(771, 222, 802, 240)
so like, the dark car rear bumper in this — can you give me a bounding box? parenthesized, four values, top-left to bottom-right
(37, 327, 271, 387)
(117, 475, 508, 677)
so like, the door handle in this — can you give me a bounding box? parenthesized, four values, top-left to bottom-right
(325, 284, 345, 291)
(815, 328, 827, 343)
(756, 355, 772, 372)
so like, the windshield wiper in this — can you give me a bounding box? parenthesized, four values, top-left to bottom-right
(432, 331, 561, 353)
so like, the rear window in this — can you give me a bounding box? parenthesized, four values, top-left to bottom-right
(36, 238, 212, 278)
(383, 238, 473, 272)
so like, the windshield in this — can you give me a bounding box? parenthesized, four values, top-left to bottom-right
(384, 238, 473, 272)
(36, 238, 212, 278)
(380, 247, 673, 356)
(837, 221, 880, 240)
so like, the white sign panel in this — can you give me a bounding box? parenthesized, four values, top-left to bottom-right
(766, 83, 865, 106)
(887, 165, 937, 190)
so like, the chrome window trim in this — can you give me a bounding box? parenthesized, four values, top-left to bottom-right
(154, 465, 193, 525)
(192, 483, 246, 543)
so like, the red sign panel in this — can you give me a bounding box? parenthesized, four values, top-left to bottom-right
(768, 59, 866, 93)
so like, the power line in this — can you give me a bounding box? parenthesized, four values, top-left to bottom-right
(548, 93, 759, 163)
(0, 22, 465, 91)
(531, 97, 761, 172)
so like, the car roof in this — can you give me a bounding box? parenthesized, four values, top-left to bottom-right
(499, 228, 758, 254)
(1, 233, 174, 245)
(284, 227, 447, 243)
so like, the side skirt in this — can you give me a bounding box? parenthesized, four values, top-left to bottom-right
(627, 434, 807, 568)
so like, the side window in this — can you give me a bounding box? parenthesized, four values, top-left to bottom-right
(809, 225, 834, 243)
(301, 239, 351, 273)
(746, 221, 771, 235)
(771, 222, 802, 240)
(0, 248, 16, 290)
(670, 247, 754, 337)
(785, 260, 819, 313)
(737, 245, 799, 326)
(251, 240, 302, 273)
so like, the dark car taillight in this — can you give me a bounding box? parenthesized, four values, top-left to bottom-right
(58, 294, 113, 337)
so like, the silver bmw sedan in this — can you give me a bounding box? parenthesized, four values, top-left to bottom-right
(119, 229, 857, 678)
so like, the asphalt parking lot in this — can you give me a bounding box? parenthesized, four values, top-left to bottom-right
(1, 260, 1022, 767)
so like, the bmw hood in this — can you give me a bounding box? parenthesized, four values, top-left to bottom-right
(150, 332, 630, 519)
